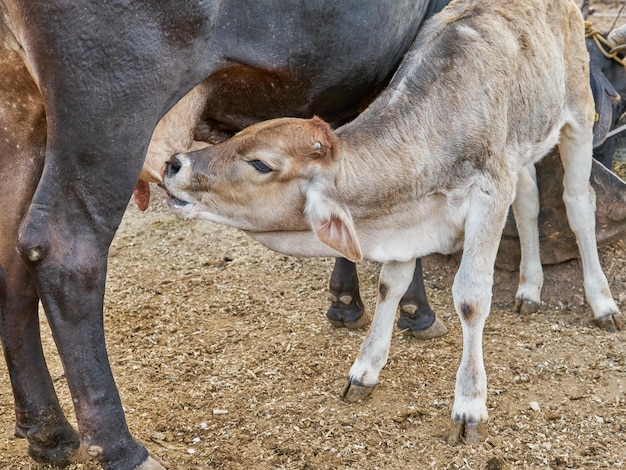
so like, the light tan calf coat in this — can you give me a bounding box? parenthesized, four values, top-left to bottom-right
(165, 0, 621, 444)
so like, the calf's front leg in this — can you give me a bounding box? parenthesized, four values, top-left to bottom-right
(448, 181, 512, 445)
(342, 259, 416, 402)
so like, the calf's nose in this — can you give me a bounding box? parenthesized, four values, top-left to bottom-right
(165, 154, 183, 178)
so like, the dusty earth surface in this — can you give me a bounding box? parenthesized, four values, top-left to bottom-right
(2, 3, 626, 470)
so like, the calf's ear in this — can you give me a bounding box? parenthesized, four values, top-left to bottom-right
(305, 188, 362, 262)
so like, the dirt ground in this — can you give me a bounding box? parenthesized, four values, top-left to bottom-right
(1, 3, 626, 470)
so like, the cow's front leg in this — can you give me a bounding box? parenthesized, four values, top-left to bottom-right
(342, 259, 416, 402)
(447, 182, 512, 445)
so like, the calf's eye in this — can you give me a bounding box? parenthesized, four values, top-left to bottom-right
(248, 160, 273, 173)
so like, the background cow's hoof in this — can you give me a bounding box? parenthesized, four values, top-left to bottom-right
(397, 305, 448, 339)
(19, 421, 90, 468)
(447, 419, 487, 446)
(326, 294, 370, 329)
(341, 381, 376, 403)
(514, 298, 540, 315)
(135, 453, 168, 469)
(595, 313, 623, 332)
(27, 437, 91, 468)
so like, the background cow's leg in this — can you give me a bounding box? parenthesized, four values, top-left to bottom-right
(558, 122, 622, 331)
(326, 258, 369, 329)
(397, 258, 448, 339)
(342, 259, 416, 402)
(447, 181, 512, 446)
(327, 258, 447, 338)
(0, 45, 87, 465)
(511, 164, 543, 315)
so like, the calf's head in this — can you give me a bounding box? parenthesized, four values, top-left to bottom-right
(164, 117, 363, 261)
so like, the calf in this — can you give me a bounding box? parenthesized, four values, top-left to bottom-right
(164, 0, 622, 443)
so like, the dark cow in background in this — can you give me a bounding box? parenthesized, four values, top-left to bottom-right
(0, 1, 450, 469)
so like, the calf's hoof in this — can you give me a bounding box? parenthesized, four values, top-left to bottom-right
(341, 381, 376, 403)
(447, 419, 487, 446)
(514, 298, 540, 315)
(326, 294, 370, 329)
(595, 313, 623, 332)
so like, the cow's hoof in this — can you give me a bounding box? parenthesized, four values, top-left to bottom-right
(135, 453, 168, 470)
(397, 304, 447, 339)
(341, 381, 376, 403)
(447, 419, 487, 446)
(27, 438, 91, 467)
(514, 298, 540, 315)
(326, 294, 370, 329)
(20, 421, 90, 468)
(595, 313, 623, 332)
(407, 315, 448, 340)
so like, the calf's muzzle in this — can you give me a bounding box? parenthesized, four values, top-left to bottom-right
(165, 154, 183, 178)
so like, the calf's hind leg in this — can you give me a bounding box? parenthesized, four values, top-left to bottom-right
(511, 164, 543, 315)
(558, 121, 622, 331)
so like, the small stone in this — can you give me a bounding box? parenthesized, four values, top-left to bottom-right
(530, 401, 541, 412)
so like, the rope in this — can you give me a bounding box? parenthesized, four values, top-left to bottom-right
(585, 20, 626, 66)
(605, 122, 626, 139)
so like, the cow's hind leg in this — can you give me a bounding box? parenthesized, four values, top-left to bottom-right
(511, 164, 543, 315)
(0, 257, 88, 466)
(0, 47, 88, 465)
(397, 258, 448, 339)
(559, 121, 622, 331)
